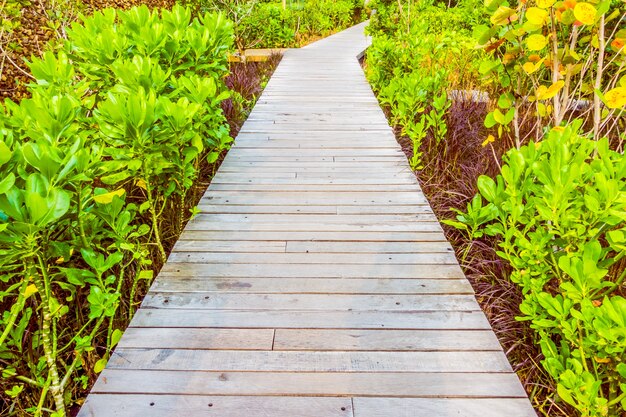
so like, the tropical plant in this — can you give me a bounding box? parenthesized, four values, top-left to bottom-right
(0, 5, 233, 415)
(446, 122, 626, 416)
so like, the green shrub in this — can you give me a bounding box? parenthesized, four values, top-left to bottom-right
(365, 0, 487, 169)
(184, 0, 366, 49)
(0, 5, 233, 415)
(447, 121, 626, 416)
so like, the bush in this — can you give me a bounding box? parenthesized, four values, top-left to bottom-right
(448, 122, 626, 416)
(365, 0, 488, 169)
(0, 5, 233, 415)
(184, 0, 366, 49)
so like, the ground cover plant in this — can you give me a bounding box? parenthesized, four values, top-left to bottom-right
(365, 0, 626, 415)
(0, 5, 236, 415)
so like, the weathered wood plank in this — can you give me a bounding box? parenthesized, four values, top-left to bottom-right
(158, 263, 464, 279)
(166, 252, 458, 265)
(200, 191, 428, 205)
(183, 222, 443, 233)
(130, 309, 491, 329)
(172, 240, 287, 253)
(189, 214, 438, 224)
(116, 328, 275, 350)
(107, 349, 512, 373)
(178, 231, 445, 242)
(352, 398, 537, 417)
(78, 395, 353, 417)
(91, 370, 529, 397)
(207, 183, 422, 192)
(141, 293, 480, 311)
(273, 329, 501, 351)
(150, 278, 475, 294)
(196, 205, 433, 214)
(285, 241, 452, 253)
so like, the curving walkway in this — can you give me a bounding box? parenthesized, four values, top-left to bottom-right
(78, 22, 536, 417)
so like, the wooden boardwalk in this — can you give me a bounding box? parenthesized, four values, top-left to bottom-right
(78, 22, 536, 417)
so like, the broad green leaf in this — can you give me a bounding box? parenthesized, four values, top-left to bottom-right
(93, 188, 126, 204)
(0, 173, 15, 195)
(0, 141, 12, 166)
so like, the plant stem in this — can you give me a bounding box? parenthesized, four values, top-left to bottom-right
(550, 9, 562, 126)
(32, 255, 65, 416)
(77, 185, 90, 249)
(0, 280, 27, 348)
(143, 174, 166, 263)
(593, 15, 605, 139)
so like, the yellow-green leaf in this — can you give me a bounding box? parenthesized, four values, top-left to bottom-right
(526, 7, 549, 25)
(527, 34, 548, 51)
(536, 0, 555, 8)
(523, 59, 544, 74)
(536, 81, 565, 100)
(110, 329, 123, 348)
(0, 142, 11, 166)
(24, 284, 38, 299)
(94, 358, 107, 373)
(574, 3, 596, 25)
(604, 87, 626, 109)
(93, 189, 126, 205)
(491, 6, 518, 25)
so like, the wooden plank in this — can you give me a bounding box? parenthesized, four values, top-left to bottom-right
(166, 252, 458, 265)
(273, 329, 501, 351)
(207, 184, 421, 192)
(189, 214, 437, 224)
(158, 263, 464, 279)
(285, 241, 452, 253)
(196, 205, 339, 214)
(91, 370, 529, 397)
(107, 349, 512, 373)
(183, 222, 442, 233)
(141, 293, 480, 311)
(172, 241, 286, 253)
(178, 231, 446, 242)
(150, 278, 475, 295)
(223, 148, 402, 156)
(117, 328, 275, 350)
(130, 309, 491, 330)
(200, 192, 428, 205)
(353, 398, 537, 417)
(78, 395, 353, 417)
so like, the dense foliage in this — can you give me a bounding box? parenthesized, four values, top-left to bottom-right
(0, 5, 233, 415)
(449, 123, 626, 415)
(365, 0, 625, 415)
(185, 0, 366, 49)
(365, 0, 488, 169)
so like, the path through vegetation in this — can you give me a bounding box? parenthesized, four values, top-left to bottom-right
(78, 22, 535, 417)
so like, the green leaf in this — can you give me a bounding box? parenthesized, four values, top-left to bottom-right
(477, 175, 497, 202)
(0, 141, 12, 166)
(0, 173, 15, 194)
(93, 188, 126, 204)
(110, 329, 123, 348)
(94, 358, 107, 373)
